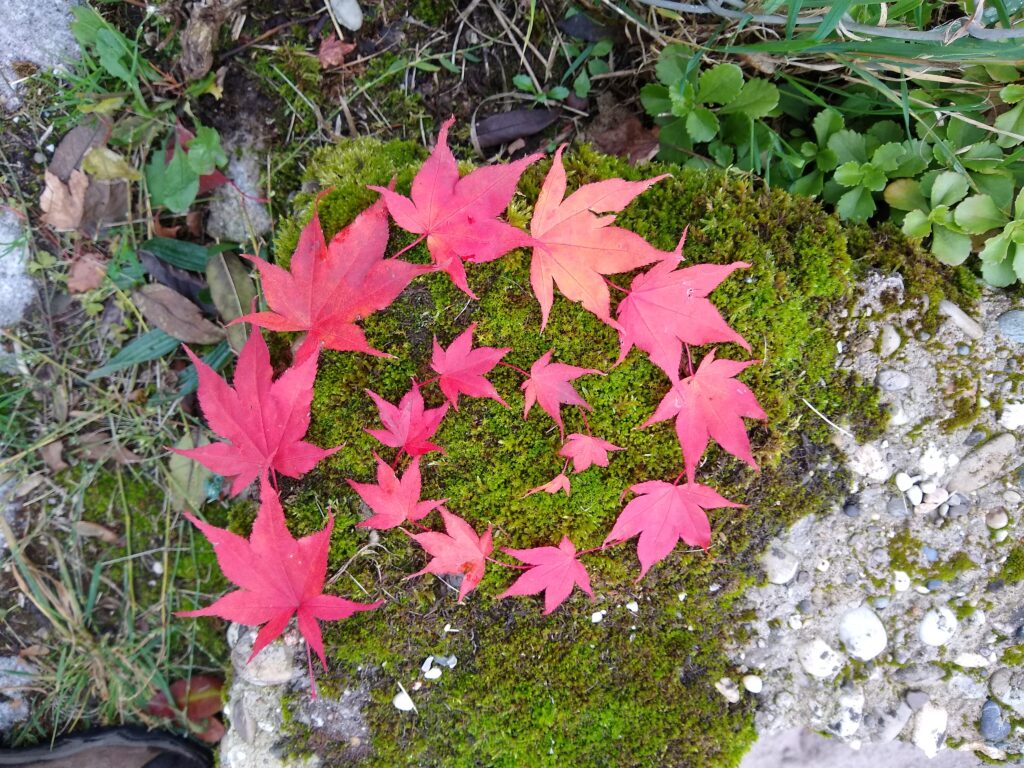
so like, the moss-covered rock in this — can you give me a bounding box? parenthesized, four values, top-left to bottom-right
(260, 139, 894, 767)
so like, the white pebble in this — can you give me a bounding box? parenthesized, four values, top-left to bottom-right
(919, 607, 958, 646)
(953, 652, 989, 668)
(912, 703, 948, 759)
(893, 571, 910, 591)
(838, 604, 888, 661)
(424, 667, 442, 680)
(816, 558, 830, 572)
(742, 674, 763, 694)
(920, 480, 937, 494)
(715, 677, 741, 703)
(906, 485, 924, 506)
(797, 638, 846, 678)
(986, 510, 1009, 529)
(788, 615, 804, 630)
(420, 656, 434, 673)
(392, 687, 416, 712)
(591, 610, 605, 623)
(999, 402, 1024, 430)
(625, 601, 639, 613)
(895, 472, 914, 492)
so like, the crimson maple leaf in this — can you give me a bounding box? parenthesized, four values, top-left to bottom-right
(604, 480, 743, 577)
(559, 433, 621, 473)
(369, 118, 540, 297)
(430, 323, 510, 409)
(524, 472, 571, 497)
(616, 258, 751, 382)
(643, 348, 766, 483)
(409, 509, 493, 601)
(179, 487, 381, 692)
(529, 145, 681, 329)
(521, 351, 602, 437)
(365, 385, 449, 456)
(498, 536, 593, 615)
(347, 455, 445, 530)
(237, 197, 428, 360)
(172, 330, 340, 496)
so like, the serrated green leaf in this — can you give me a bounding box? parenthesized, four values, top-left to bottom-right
(931, 226, 972, 266)
(669, 81, 697, 118)
(885, 179, 927, 212)
(790, 170, 824, 197)
(512, 73, 534, 92)
(1001, 84, 1024, 104)
(816, 147, 839, 173)
(708, 140, 734, 167)
(870, 142, 906, 173)
(588, 58, 610, 76)
(866, 120, 903, 145)
(812, 108, 844, 147)
(187, 126, 227, 177)
(655, 44, 690, 86)
(86, 329, 180, 380)
(640, 84, 672, 118)
(685, 108, 719, 143)
(836, 187, 875, 222)
(959, 142, 1004, 173)
(1016, 187, 1024, 219)
(719, 78, 778, 118)
(592, 40, 614, 58)
(146, 144, 199, 214)
(954, 195, 1008, 235)
(833, 161, 864, 188)
(982, 251, 1016, 287)
(697, 63, 743, 106)
(902, 209, 932, 238)
(94, 27, 134, 86)
(930, 171, 970, 208)
(980, 230, 1012, 264)
(827, 129, 868, 164)
(995, 102, 1024, 148)
(890, 140, 929, 178)
(974, 172, 1015, 211)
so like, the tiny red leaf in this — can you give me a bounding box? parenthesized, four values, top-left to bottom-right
(430, 323, 510, 409)
(559, 434, 621, 474)
(347, 455, 445, 530)
(524, 472, 571, 497)
(365, 385, 449, 456)
(498, 536, 593, 615)
(409, 509, 493, 601)
(521, 351, 602, 437)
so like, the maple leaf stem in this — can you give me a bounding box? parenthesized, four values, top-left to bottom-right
(603, 277, 629, 294)
(391, 233, 427, 260)
(674, 470, 687, 486)
(576, 542, 616, 557)
(684, 343, 694, 377)
(578, 409, 591, 435)
(391, 449, 406, 470)
(486, 556, 529, 570)
(497, 361, 530, 377)
(306, 645, 318, 699)
(418, 375, 440, 389)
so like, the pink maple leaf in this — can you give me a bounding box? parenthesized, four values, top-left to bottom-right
(347, 455, 446, 530)
(409, 509, 493, 601)
(604, 480, 743, 577)
(521, 351, 602, 437)
(524, 472, 571, 497)
(365, 385, 449, 456)
(498, 536, 593, 615)
(559, 434, 621, 474)
(430, 323, 510, 409)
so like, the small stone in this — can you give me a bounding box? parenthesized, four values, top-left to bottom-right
(905, 690, 929, 711)
(762, 542, 800, 585)
(964, 430, 986, 447)
(834, 686, 866, 739)
(980, 699, 1011, 742)
(887, 496, 908, 516)
(420, 656, 434, 673)
(797, 638, 845, 679)
(912, 702, 948, 759)
(877, 369, 911, 391)
(796, 570, 810, 585)
(997, 309, 1024, 343)
(923, 488, 949, 506)
(849, 443, 894, 481)
(329, 0, 364, 30)
(815, 558, 830, 572)
(986, 510, 1009, 529)
(919, 607, 958, 646)
(926, 579, 944, 591)
(956, 343, 970, 355)
(921, 545, 938, 563)
(995, 529, 1009, 543)
(895, 472, 914, 492)
(906, 485, 924, 506)
(946, 433, 1017, 494)
(989, 668, 1024, 716)
(999, 403, 1024, 431)
(879, 324, 901, 357)
(715, 677, 740, 704)
(392, 687, 416, 712)
(873, 596, 890, 610)
(838, 604, 888, 661)
(591, 610, 605, 623)
(843, 502, 861, 518)
(797, 598, 812, 613)
(742, 675, 763, 694)
(1004, 490, 1022, 504)
(625, 600, 639, 613)
(940, 300, 984, 339)
(954, 653, 989, 668)
(424, 667, 442, 680)
(893, 571, 910, 591)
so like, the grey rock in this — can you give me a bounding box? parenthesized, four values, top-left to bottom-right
(0, 0, 80, 110)
(980, 699, 1011, 742)
(946, 433, 1018, 493)
(879, 324, 901, 357)
(0, 211, 34, 327)
(329, 0, 363, 30)
(838, 604, 888, 661)
(843, 502, 861, 518)
(887, 496, 908, 516)
(896, 664, 945, 685)
(877, 369, 911, 392)
(763, 541, 800, 585)
(0, 656, 34, 733)
(940, 300, 984, 340)
(905, 690, 929, 711)
(997, 309, 1024, 343)
(206, 146, 273, 243)
(797, 638, 845, 679)
(989, 668, 1024, 716)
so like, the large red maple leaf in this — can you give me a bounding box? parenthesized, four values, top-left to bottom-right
(559, 433, 621, 473)
(369, 118, 540, 297)
(616, 257, 751, 382)
(498, 536, 593, 615)
(409, 509, 493, 601)
(172, 329, 340, 496)
(642, 348, 766, 483)
(365, 385, 449, 456)
(430, 323, 510, 409)
(529, 145, 681, 329)
(179, 487, 381, 693)
(347, 455, 445, 530)
(604, 480, 743, 577)
(521, 351, 602, 437)
(237, 197, 428, 361)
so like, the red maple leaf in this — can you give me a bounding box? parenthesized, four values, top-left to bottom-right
(369, 118, 540, 297)
(237, 197, 428, 361)
(172, 330, 340, 496)
(521, 351, 602, 437)
(642, 348, 766, 483)
(347, 455, 445, 530)
(430, 323, 510, 409)
(529, 145, 681, 329)
(559, 433, 621, 473)
(524, 472, 571, 497)
(179, 487, 381, 692)
(604, 480, 743, 577)
(616, 257, 751, 382)
(498, 536, 593, 615)
(365, 385, 449, 456)
(409, 509, 493, 601)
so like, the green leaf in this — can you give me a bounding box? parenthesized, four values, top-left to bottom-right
(813, 0, 854, 40)
(708, 140, 734, 167)
(981, 252, 1016, 287)
(833, 161, 864, 188)
(1001, 84, 1024, 104)
(901, 209, 932, 239)
(655, 44, 691, 87)
(70, 7, 106, 46)
(94, 28, 135, 86)
(866, 120, 903, 145)
(870, 142, 906, 173)
(1014, 246, 1024, 283)
(573, 70, 591, 99)
(931, 226, 972, 266)
(640, 84, 672, 117)
(669, 81, 697, 118)
(959, 142, 1004, 173)
(836, 187, 875, 222)
(547, 86, 569, 101)
(1016, 187, 1024, 219)
(885, 179, 927, 212)
(890, 140, 929, 178)
(187, 126, 227, 177)
(86, 329, 180, 380)
(146, 145, 199, 214)
(994, 102, 1024, 148)
(512, 74, 535, 92)
(954, 195, 1008, 235)
(812, 108, 844, 147)
(719, 78, 779, 118)
(591, 40, 614, 58)
(979, 230, 1012, 264)
(827, 130, 868, 164)
(930, 171, 970, 208)
(974, 172, 1016, 210)
(685, 108, 720, 143)
(140, 238, 210, 272)
(206, 251, 256, 354)
(946, 118, 986, 149)
(790, 170, 824, 197)
(697, 63, 743, 106)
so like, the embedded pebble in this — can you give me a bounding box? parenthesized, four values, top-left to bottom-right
(919, 607, 958, 646)
(905, 690, 929, 711)
(838, 604, 888, 661)
(715, 677, 740, 703)
(997, 309, 1024, 343)
(591, 610, 605, 623)
(895, 472, 914, 492)
(848, 444, 893, 481)
(877, 369, 911, 392)
(762, 542, 800, 585)
(742, 674, 763, 694)
(986, 510, 1009, 530)
(989, 668, 1024, 716)
(625, 600, 639, 613)
(906, 485, 924, 506)
(912, 702, 948, 759)
(940, 300, 984, 339)
(879, 324, 901, 357)
(954, 653, 989, 669)
(946, 433, 1017, 494)
(797, 638, 845, 678)
(999, 402, 1024, 430)
(893, 571, 910, 591)
(980, 699, 1011, 742)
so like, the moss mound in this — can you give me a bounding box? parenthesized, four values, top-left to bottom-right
(261, 139, 886, 767)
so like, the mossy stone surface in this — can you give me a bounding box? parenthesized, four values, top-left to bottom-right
(264, 139, 887, 767)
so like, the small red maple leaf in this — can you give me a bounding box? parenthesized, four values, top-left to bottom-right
(409, 509, 493, 601)
(498, 536, 593, 615)
(237, 197, 428, 361)
(430, 323, 510, 409)
(616, 257, 751, 382)
(317, 33, 356, 69)
(365, 385, 449, 456)
(347, 455, 446, 530)
(521, 351, 602, 437)
(642, 348, 766, 483)
(524, 472, 571, 497)
(171, 122, 228, 196)
(369, 118, 541, 297)
(604, 480, 743, 577)
(179, 487, 381, 693)
(559, 433, 621, 473)
(172, 330, 340, 496)
(529, 145, 680, 329)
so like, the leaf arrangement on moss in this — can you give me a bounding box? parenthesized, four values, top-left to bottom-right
(175, 119, 764, 693)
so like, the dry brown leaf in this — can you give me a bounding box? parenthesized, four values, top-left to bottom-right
(81, 146, 141, 181)
(48, 121, 108, 181)
(318, 34, 357, 69)
(67, 251, 108, 293)
(133, 283, 225, 344)
(153, 218, 182, 238)
(40, 169, 88, 230)
(585, 94, 659, 166)
(78, 430, 144, 465)
(18, 644, 48, 660)
(73, 520, 121, 544)
(180, 0, 246, 81)
(39, 441, 69, 472)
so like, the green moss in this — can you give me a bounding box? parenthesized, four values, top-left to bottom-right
(1002, 645, 1024, 666)
(1002, 546, 1024, 583)
(258, 139, 943, 766)
(887, 528, 924, 575)
(931, 551, 975, 582)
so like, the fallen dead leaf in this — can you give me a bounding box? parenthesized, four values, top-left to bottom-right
(585, 93, 659, 165)
(39, 441, 69, 473)
(40, 169, 88, 230)
(180, 0, 247, 81)
(73, 520, 121, 544)
(81, 146, 141, 182)
(318, 34, 356, 69)
(133, 283, 225, 344)
(67, 251, 108, 293)
(78, 430, 144, 465)
(18, 645, 48, 660)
